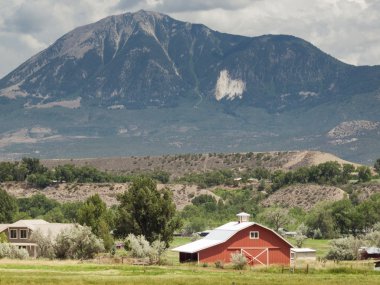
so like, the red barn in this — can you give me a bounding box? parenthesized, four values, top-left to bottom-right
(173, 213, 293, 266)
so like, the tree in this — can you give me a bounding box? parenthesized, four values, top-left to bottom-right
(21, 157, 47, 175)
(0, 188, 18, 223)
(330, 199, 354, 235)
(77, 194, 114, 251)
(259, 207, 289, 232)
(18, 194, 59, 218)
(306, 202, 336, 239)
(115, 177, 181, 247)
(357, 166, 371, 182)
(374, 158, 380, 175)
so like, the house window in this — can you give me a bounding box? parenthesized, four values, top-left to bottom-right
(10, 229, 17, 239)
(249, 231, 259, 239)
(20, 229, 28, 239)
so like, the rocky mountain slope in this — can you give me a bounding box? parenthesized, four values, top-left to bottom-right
(0, 10, 379, 162)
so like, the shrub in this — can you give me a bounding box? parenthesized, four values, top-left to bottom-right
(149, 239, 166, 264)
(326, 237, 362, 261)
(364, 230, 380, 247)
(313, 228, 323, 239)
(30, 229, 55, 259)
(124, 234, 151, 259)
(294, 234, 307, 248)
(0, 232, 8, 243)
(0, 243, 28, 259)
(215, 260, 224, 269)
(54, 225, 104, 259)
(124, 234, 167, 264)
(231, 252, 247, 270)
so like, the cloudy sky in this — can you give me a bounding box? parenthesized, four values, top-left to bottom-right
(0, 0, 379, 78)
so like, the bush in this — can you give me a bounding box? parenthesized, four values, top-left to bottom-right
(124, 234, 151, 259)
(124, 234, 167, 264)
(294, 234, 307, 248)
(30, 229, 55, 259)
(149, 239, 166, 264)
(364, 230, 380, 247)
(230, 252, 247, 270)
(326, 237, 362, 261)
(215, 260, 224, 269)
(0, 232, 8, 243)
(0, 243, 28, 259)
(54, 225, 104, 259)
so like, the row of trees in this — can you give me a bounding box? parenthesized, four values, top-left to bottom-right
(0, 158, 170, 188)
(177, 161, 375, 192)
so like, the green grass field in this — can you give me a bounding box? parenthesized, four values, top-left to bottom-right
(1, 237, 379, 285)
(0, 260, 379, 285)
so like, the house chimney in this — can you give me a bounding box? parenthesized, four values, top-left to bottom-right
(237, 212, 250, 223)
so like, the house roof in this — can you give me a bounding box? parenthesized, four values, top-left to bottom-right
(33, 223, 76, 239)
(0, 219, 76, 238)
(172, 221, 293, 253)
(236, 212, 250, 217)
(0, 224, 11, 232)
(10, 219, 49, 229)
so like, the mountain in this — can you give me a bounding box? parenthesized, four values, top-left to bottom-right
(0, 10, 379, 163)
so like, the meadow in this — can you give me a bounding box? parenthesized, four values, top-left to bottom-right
(1, 237, 379, 285)
(0, 259, 379, 285)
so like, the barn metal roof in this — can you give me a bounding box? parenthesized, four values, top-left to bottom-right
(365, 247, 380, 254)
(173, 221, 293, 254)
(173, 222, 255, 253)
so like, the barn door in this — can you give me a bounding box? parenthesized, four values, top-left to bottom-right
(241, 248, 269, 267)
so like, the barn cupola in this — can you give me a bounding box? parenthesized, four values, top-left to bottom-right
(237, 212, 250, 223)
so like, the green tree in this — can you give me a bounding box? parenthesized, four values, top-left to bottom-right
(306, 202, 336, 239)
(77, 194, 114, 251)
(21, 157, 47, 175)
(0, 188, 18, 223)
(18, 194, 59, 218)
(115, 177, 181, 247)
(330, 199, 354, 235)
(357, 166, 371, 182)
(26, 173, 52, 188)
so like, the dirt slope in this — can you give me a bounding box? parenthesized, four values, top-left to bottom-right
(0, 182, 216, 210)
(261, 184, 346, 210)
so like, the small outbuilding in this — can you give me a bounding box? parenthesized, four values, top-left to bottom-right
(290, 248, 316, 264)
(360, 247, 380, 260)
(172, 212, 294, 266)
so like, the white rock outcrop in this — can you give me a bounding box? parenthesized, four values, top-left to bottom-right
(215, 70, 245, 101)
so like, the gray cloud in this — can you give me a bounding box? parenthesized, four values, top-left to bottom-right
(3, 2, 49, 33)
(1, 0, 380, 78)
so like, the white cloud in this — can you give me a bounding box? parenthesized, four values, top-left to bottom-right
(0, 0, 380, 78)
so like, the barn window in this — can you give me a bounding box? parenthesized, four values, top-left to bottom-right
(249, 231, 259, 239)
(10, 229, 17, 239)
